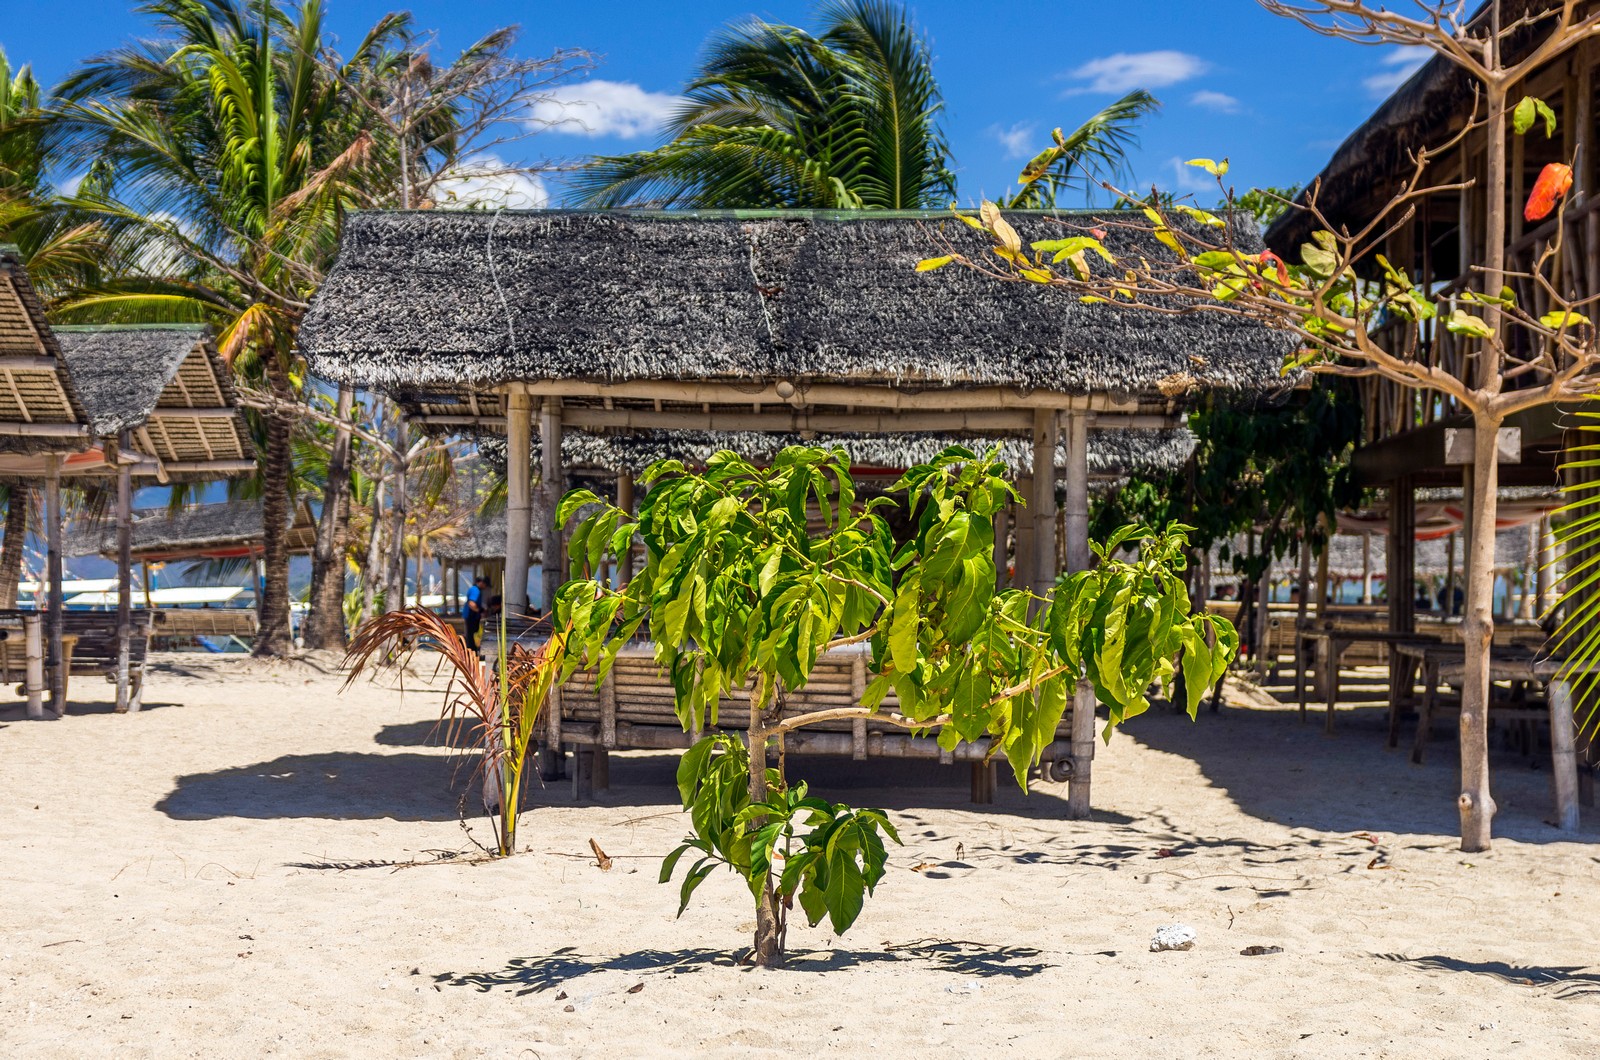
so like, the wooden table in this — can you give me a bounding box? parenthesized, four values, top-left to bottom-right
(1295, 627, 1441, 734)
(1399, 642, 1586, 832)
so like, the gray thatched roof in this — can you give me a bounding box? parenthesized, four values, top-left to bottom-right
(301, 209, 1297, 398)
(478, 427, 1195, 481)
(0, 247, 91, 454)
(56, 325, 204, 435)
(431, 511, 543, 564)
(1266, 1, 1544, 254)
(67, 500, 315, 559)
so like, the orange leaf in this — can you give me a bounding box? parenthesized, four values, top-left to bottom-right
(1260, 250, 1290, 286)
(1524, 162, 1573, 222)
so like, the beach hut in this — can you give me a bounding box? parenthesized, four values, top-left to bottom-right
(299, 208, 1293, 813)
(0, 248, 254, 711)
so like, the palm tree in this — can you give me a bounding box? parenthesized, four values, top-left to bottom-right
(1001, 91, 1161, 208)
(572, 0, 954, 209)
(50, 0, 407, 655)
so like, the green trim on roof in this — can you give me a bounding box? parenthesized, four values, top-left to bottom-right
(52, 323, 210, 334)
(350, 206, 1160, 221)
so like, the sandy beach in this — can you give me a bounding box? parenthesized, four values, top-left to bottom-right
(1, 655, 1597, 1058)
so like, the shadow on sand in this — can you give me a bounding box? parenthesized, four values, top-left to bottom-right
(436, 939, 1051, 996)
(156, 752, 467, 821)
(1377, 953, 1600, 999)
(1124, 703, 1595, 844)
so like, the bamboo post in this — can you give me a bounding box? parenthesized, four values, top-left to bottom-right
(23, 612, 42, 719)
(1550, 680, 1580, 832)
(1295, 540, 1312, 707)
(1445, 532, 1458, 615)
(504, 388, 534, 616)
(1062, 413, 1094, 820)
(1537, 515, 1553, 614)
(1386, 475, 1417, 748)
(992, 504, 1009, 589)
(141, 561, 153, 608)
(539, 397, 564, 617)
(45, 454, 64, 715)
(1031, 410, 1058, 599)
(616, 471, 635, 588)
(115, 431, 133, 713)
(1014, 481, 1035, 593)
(1361, 532, 1374, 605)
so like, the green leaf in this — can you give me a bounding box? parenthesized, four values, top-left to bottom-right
(1513, 95, 1537, 136)
(1541, 310, 1592, 330)
(1445, 309, 1493, 339)
(916, 255, 956, 272)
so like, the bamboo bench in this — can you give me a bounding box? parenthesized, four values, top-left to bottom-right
(0, 609, 154, 708)
(484, 632, 1076, 800)
(150, 607, 258, 649)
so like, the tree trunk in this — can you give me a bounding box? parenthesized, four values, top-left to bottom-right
(1458, 417, 1503, 851)
(303, 385, 354, 650)
(0, 486, 29, 608)
(253, 386, 296, 658)
(358, 471, 386, 624)
(747, 686, 783, 967)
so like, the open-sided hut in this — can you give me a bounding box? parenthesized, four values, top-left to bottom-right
(300, 208, 1293, 813)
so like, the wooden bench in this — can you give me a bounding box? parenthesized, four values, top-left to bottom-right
(150, 608, 258, 649)
(484, 631, 1077, 799)
(0, 609, 155, 709)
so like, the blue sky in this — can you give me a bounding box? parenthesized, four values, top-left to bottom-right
(6, 0, 1426, 206)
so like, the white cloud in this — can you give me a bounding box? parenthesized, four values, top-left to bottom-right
(55, 171, 86, 197)
(989, 122, 1038, 160)
(131, 210, 193, 276)
(1189, 90, 1240, 114)
(528, 80, 683, 139)
(1363, 47, 1430, 97)
(1168, 157, 1220, 195)
(1066, 51, 1209, 95)
(431, 157, 548, 210)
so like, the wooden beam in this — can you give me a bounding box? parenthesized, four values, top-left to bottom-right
(503, 389, 534, 614)
(0, 422, 87, 438)
(509, 378, 1143, 414)
(150, 407, 237, 419)
(0, 355, 59, 371)
(158, 459, 257, 474)
(411, 410, 1180, 433)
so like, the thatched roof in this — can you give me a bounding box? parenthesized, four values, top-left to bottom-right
(53, 325, 253, 473)
(477, 427, 1195, 481)
(67, 500, 317, 560)
(300, 210, 1297, 399)
(1267, 1, 1550, 254)
(0, 246, 91, 454)
(431, 511, 543, 565)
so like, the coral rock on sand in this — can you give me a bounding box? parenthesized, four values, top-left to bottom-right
(1150, 924, 1197, 952)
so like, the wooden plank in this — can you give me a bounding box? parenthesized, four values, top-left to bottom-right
(115, 433, 133, 713)
(503, 388, 533, 613)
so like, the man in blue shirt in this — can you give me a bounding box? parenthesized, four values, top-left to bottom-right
(464, 575, 490, 650)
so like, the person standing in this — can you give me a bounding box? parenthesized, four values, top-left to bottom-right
(463, 575, 490, 650)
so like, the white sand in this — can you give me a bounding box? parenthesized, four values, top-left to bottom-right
(2, 655, 1597, 1058)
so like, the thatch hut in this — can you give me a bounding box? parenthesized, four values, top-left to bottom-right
(299, 208, 1295, 813)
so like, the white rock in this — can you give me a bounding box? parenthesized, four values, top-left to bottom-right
(1150, 924, 1197, 951)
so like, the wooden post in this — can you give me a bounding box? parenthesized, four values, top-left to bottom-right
(616, 470, 635, 588)
(1387, 475, 1417, 747)
(1315, 524, 1331, 614)
(1014, 480, 1035, 594)
(1550, 681, 1580, 832)
(45, 454, 64, 715)
(1445, 532, 1458, 615)
(1295, 539, 1312, 707)
(24, 612, 42, 719)
(1062, 413, 1094, 820)
(115, 431, 133, 713)
(993, 504, 1009, 589)
(141, 561, 154, 608)
(504, 389, 534, 616)
(1536, 515, 1553, 615)
(1031, 409, 1059, 599)
(539, 397, 564, 617)
(1361, 533, 1374, 605)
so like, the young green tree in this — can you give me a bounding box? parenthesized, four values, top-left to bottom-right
(555, 445, 1234, 966)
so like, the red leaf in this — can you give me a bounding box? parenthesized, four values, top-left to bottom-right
(1525, 163, 1574, 223)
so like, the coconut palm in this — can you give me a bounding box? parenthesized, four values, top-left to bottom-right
(49, 0, 408, 655)
(572, 0, 955, 209)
